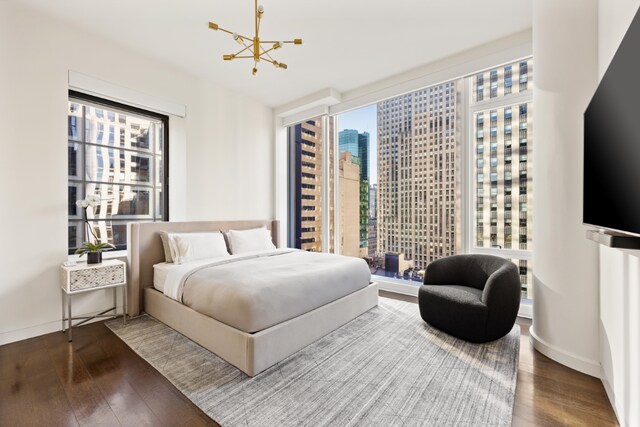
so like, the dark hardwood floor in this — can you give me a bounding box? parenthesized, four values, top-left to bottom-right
(0, 319, 217, 426)
(0, 292, 618, 426)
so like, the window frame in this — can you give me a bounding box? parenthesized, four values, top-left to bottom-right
(283, 56, 534, 315)
(464, 61, 533, 313)
(68, 90, 170, 254)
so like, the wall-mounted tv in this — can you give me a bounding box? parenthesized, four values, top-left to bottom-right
(584, 7, 640, 237)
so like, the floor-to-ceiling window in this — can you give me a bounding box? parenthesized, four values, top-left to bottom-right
(286, 57, 533, 307)
(287, 117, 335, 252)
(470, 59, 533, 301)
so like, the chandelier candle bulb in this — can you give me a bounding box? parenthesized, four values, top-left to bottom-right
(207, 0, 302, 75)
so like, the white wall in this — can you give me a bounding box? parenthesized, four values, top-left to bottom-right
(0, 1, 273, 345)
(597, 1, 640, 425)
(530, 0, 601, 375)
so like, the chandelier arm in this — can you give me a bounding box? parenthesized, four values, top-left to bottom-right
(233, 45, 253, 56)
(215, 25, 252, 42)
(261, 40, 302, 45)
(261, 52, 275, 62)
(259, 45, 278, 58)
(259, 50, 275, 63)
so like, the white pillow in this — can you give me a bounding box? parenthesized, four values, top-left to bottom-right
(226, 226, 276, 254)
(159, 231, 175, 263)
(167, 232, 229, 264)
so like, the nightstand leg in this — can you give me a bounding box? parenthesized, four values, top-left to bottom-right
(61, 290, 65, 332)
(123, 283, 127, 325)
(68, 294, 72, 342)
(113, 287, 117, 318)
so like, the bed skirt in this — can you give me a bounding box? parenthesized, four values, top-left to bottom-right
(143, 282, 379, 376)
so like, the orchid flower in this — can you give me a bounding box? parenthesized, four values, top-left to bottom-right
(86, 194, 101, 207)
(75, 199, 89, 208)
(76, 195, 101, 209)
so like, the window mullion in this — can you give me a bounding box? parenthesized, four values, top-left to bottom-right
(321, 115, 330, 253)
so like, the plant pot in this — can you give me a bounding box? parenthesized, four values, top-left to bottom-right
(87, 252, 102, 264)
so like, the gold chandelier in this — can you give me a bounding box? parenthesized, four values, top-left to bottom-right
(208, 0, 302, 75)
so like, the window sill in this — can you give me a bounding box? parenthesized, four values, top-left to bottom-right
(68, 250, 127, 262)
(377, 276, 534, 318)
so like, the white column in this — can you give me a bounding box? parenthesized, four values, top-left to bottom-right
(531, 0, 601, 376)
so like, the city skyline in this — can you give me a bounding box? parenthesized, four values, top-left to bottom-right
(377, 79, 462, 275)
(338, 105, 377, 185)
(338, 129, 370, 249)
(290, 60, 533, 295)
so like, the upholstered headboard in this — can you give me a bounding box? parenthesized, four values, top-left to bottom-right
(127, 220, 279, 317)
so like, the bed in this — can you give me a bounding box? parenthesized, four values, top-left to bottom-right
(126, 220, 378, 376)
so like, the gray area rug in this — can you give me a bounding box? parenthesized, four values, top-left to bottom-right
(106, 298, 519, 426)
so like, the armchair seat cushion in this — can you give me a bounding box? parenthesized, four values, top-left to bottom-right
(419, 285, 488, 343)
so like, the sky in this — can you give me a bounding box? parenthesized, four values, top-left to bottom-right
(337, 103, 377, 185)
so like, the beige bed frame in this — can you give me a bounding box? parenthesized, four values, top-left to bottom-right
(126, 220, 379, 376)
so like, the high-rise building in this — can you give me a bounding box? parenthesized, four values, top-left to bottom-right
(338, 152, 360, 257)
(358, 132, 370, 182)
(368, 218, 377, 258)
(368, 183, 378, 257)
(290, 119, 362, 256)
(377, 80, 462, 272)
(472, 59, 533, 296)
(289, 119, 324, 252)
(338, 129, 370, 250)
(338, 129, 369, 181)
(369, 183, 377, 219)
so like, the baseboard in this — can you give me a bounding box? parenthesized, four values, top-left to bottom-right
(0, 305, 124, 346)
(529, 327, 601, 377)
(600, 368, 625, 427)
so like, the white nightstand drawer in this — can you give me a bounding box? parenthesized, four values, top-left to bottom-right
(61, 259, 126, 293)
(69, 264, 124, 291)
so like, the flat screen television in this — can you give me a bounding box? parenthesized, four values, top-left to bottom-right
(584, 7, 640, 237)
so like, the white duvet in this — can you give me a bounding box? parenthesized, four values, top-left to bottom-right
(160, 248, 372, 333)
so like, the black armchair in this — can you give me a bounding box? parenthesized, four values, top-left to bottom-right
(418, 254, 521, 343)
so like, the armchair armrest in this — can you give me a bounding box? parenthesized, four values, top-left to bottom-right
(481, 263, 521, 307)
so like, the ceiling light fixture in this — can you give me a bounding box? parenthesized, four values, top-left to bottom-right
(208, 0, 302, 76)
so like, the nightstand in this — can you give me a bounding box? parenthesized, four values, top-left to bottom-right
(60, 259, 127, 341)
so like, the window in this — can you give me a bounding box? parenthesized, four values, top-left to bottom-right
(287, 117, 335, 252)
(471, 59, 533, 300)
(285, 57, 533, 304)
(68, 91, 168, 254)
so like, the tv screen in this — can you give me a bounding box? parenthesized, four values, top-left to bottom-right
(584, 6, 640, 236)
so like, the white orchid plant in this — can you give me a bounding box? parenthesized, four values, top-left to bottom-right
(75, 194, 101, 210)
(74, 195, 115, 254)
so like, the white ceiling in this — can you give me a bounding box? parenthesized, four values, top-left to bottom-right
(20, 0, 532, 108)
